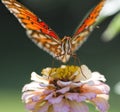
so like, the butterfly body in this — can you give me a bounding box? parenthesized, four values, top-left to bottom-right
(58, 36, 72, 63)
(2, 0, 106, 63)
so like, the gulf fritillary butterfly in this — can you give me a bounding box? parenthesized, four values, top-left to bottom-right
(2, 0, 106, 63)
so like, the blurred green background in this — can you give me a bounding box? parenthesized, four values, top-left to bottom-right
(0, 0, 120, 112)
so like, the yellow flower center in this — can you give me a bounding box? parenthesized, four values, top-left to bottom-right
(43, 65, 81, 81)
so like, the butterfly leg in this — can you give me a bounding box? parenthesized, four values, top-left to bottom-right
(69, 53, 80, 65)
(52, 59, 55, 67)
(52, 52, 61, 66)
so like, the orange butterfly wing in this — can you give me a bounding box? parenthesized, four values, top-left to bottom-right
(2, 0, 59, 39)
(71, 0, 106, 51)
(2, 0, 63, 59)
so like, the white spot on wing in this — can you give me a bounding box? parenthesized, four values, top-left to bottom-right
(38, 43, 42, 48)
(32, 33, 39, 38)
(10, 8, 20, 13)
(39, 34, 46, 39)
(27, 30, 32, 35)
(50, 41, 58, 45)
(2, 0, 11, 4)
(14, 3, 21, 7)
(45, 44, 50, 48)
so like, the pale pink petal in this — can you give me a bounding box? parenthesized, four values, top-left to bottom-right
(37, 102, 51, 112)
(80, 92, 96, 100)
(93, 82, 110, 94)
(22, 82, 41, 92)
(40, 89, 54, 95)
(91, 97, 109, 112)
(65, 93, 81, 101)
(65, 93, 96, 102)
(31, 72, 48, 84)
(91, 72, 106, 82)
(22, 89, 50, 102)
(57, 80, 72, 87)
(53, 99, 70, 112)
(22, 92, 37, 103)
(32, 95, 41, 102)
(81, 82, 110, 94)
(69, 101, 89, 112)
(22, 91, 33, 100)
(39, 83, 51, 87)
(45, 93, 54, 100)
(48, 95, 64, 104)
(25, 102, 36, 110)
(57, 80, 83, 88)
(97, 94, 109, 100)
(70, 82, 83, 88)
(56, 86, 70, 94)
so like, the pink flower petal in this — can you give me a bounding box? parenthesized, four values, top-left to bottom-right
(80, 82, 110, 94)
(32, 95, 40, 102)
(22, 90, 50, 103)
(37, 102, 51, 112)
(91, 97, 109, 112)
(97, 94, 109, 100)
(65, 93, 86, 102)
(31, 72, 48, 84)
(22, 92, 36, 103)
(57, 80, 72, 87)
(22, 82, 41, 92)
(57, 80, 83, 88)
(91, 72, 106, 82)
(94, 83, 110, 94)
(80, 92, 96, 100)
(53, 99, 70, 112)
(69, 101, 89, 112)
(65, 92, 96, 102)
(45, 93, 54, 100)
(48, 95, 64, 104)
(56, 86, 70, 94)
(25, 102, 37, 111)
(70, 82, 83, 88)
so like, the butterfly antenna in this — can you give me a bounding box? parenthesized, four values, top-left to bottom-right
(52, 57, 62, 67)
(52, 59, 55, 67)
(71, 54, 81, 66)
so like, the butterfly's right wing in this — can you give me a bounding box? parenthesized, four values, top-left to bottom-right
(2, 0, 62, 59)
(71, 0, 106, 51)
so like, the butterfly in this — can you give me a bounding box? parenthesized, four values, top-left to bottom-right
(2, 0, 106, 63)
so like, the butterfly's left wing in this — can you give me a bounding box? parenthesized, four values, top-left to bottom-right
(71, 0, 106, 51)
(2, 0, 63, 60)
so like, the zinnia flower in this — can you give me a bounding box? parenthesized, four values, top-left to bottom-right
(22, 65, 110, 112)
